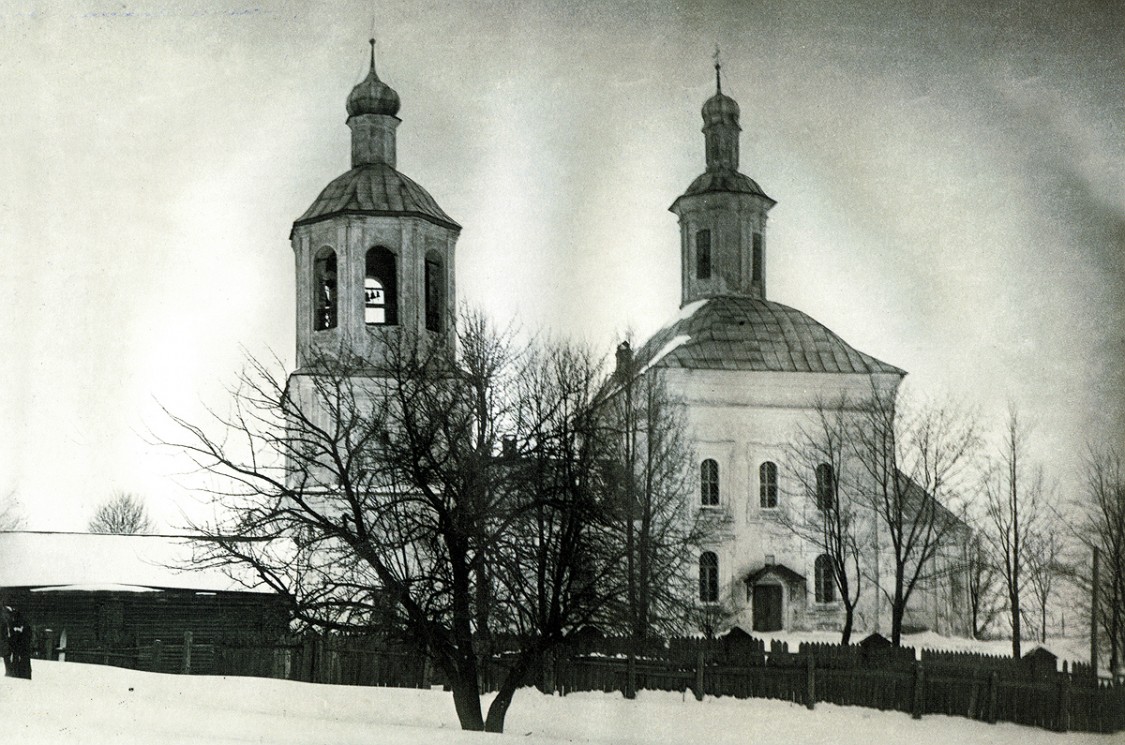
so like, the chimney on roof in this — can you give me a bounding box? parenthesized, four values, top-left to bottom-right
(615, 341, 634, 381)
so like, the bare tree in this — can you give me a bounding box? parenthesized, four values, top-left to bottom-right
(980, 408, 1050, 658)
(779, 395, 868, 644)
(1025, 523, 1063, 644)
(88, 491, 153, 534)
(1070, 449, 1125, 674)
(965, 533, 1004, 639)
(163, 316, 641, 733)
(603, 343, 704, 641)
(0, 491, 25, 530)
(852, 385, 979, 646)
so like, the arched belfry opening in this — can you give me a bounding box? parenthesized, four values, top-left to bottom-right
(424, 251, 445, 333)
(364, 247, 398, 326)
(312, 247, 337, 331)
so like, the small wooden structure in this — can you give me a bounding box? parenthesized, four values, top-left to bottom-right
(0, 531, 289, 675)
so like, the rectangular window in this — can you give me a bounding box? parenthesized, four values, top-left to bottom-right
(425, 260, 442, 332)
(752, 232, 763, 283)
(696, 229, 711, 280)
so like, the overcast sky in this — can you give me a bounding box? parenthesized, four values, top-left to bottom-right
(1, 0, 1122, 531)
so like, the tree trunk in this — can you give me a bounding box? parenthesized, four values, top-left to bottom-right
(891, 577, 906, 646)
(450, 668, 485, 731)
(1010, 590, 1022, 658)
(485, 653, 535, 733)
(841, 604, 854, 646)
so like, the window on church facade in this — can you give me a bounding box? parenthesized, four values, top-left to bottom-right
(424, 253, 444, 333)
(699, 551, 719, 603)
(815, 463, 835, 511)
(760, 461, 778, 508)
(313, 248, 337, 331)
(700, 459, 719, 506)
(365, 247, 398, 326)
(752, 232, 763, 283)
(696, 229, 711, 279)
(815, 553, 836, 603)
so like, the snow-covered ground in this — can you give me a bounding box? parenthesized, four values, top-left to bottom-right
(2, 658, 1117, 745)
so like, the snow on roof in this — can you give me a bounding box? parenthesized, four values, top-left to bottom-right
(0, 532, 272, 594)
(639, 334, 691, 374)
(30, 584, 162, 593)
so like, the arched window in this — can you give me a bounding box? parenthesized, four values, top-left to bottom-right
(312, 248, 337, 331)
(759, 461, 778, 509)
(815, 554, 836, 603)
(699, 551, 719, 603)
(815, 463, 835, 511)
(424, 252, 444, 333)
(365, 247, 398, 326)
(696, 229, 711, 280)
(700, 459, 719, 506)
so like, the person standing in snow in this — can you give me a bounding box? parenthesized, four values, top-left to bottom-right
(2, 605, 32, 679)
(0, 604, 11, 676)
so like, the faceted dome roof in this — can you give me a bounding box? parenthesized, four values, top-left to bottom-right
(634, 296, 904, 376)
(292, 163, 460, 232)
(347, 65, 400, 118)
(676, 170, 774, 203)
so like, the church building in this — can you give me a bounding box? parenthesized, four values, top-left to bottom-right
(629, 62, 970, 636)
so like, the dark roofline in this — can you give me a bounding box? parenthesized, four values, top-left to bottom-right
(745, 563, 806, 586)
(290, 208, 462, 238)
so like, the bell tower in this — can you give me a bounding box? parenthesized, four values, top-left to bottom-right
(289, 41, 461, 373)
(670, 61, 775, 306)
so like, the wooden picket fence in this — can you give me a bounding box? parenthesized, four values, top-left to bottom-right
(551, 635, 1124, 734)
(43, 631, 1125, 734)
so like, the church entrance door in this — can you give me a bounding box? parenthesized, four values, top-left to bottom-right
(752, 585, 783, 632)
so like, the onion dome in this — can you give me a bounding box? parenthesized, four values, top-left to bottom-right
(702, 59, 740, 127)
(702, 90, 740, 126)
(346, 39, 401, 118)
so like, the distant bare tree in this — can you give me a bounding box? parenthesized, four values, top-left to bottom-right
(1026, 523, 1064, 644)
(88, 492, 153, 534)
(779, 395, 868, 645)
(0, 491, 24, 530)
(1070, 449, 1125, 674)
(980, 408, 1047, 658)
(965, 533, 1004, 639)
(852, 385, 979, 646)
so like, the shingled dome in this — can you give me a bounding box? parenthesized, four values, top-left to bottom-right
(293, 163, 460, 232)
(676, 170, 774, 203)
(634, 296, 905, 375)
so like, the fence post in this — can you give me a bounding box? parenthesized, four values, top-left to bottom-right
(987, 671, 998, 724)
(911, 662, 925, 720)
(181, 631, 193, 675)
(625, 650, 637, 700)
(1056, 674, 1070, 733)
(806, 653, 816, 710)
(694, 650, 705, 701)
(152, 639, 163, 672)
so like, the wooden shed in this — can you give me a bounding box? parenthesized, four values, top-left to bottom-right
(0, 531, 290, 675)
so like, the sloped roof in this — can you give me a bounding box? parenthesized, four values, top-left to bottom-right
(671, 169, 775, 209)
(0, 532, 272, 594)
(745, 563, 805, 586)
(293, 163, 460, 232)
(634, 296, 905, 376)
